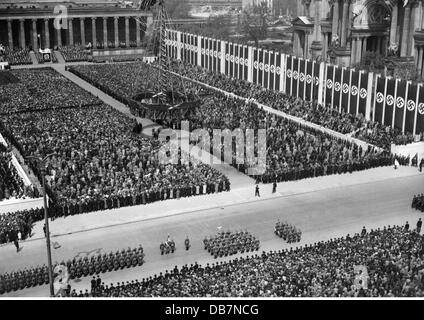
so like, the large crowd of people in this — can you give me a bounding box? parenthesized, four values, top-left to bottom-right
(0, 207, 43, 245)
(0, 46, 31, 65)
(0, 144, 37, 202)
(69, 62, 394, 184)
(166, 60, 420, 150)
(59, 45, 89, 62)
(73, 224, 424, 297)
(0, 68, 101, 114)
(0, 104, 229, 216)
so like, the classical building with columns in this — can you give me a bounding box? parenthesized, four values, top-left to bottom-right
(292, 0, 424, 78)
(0, 3, 153, 50)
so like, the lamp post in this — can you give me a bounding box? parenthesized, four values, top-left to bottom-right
(27, 153, 56, 297)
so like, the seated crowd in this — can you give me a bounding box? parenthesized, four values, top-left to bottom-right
(167, 61, 420, 150)
(0, 68, 101, 114)
(0, 104, 230, 219)
(0, 46, 31, 65)
(412, 194, 424, 212)
(70, 62, 394, 184)
(75, 224, 424, 297)
(59, 45, 89, 62)
(203, 230, 260, 258)
(0, 144, 38, 201)
(274, 220, 302, 243)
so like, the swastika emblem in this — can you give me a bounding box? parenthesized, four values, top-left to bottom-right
(231, 55, 235, 62)
(386, 94, 394, 106)
(343, 83, 349, 94)
(306, 74, 312, 83)
(293, 71, 298, 79)
(314, 77, 319, 86)
(351, 86, 358, 96)
(360, 88, 367, 99)
(299, 73, 305, 82)
(201, 48, 205, 54)
(396, 97, 405, 108)
(206, 49, 209, 55)
(418, 103, 424, 115)
(254, 61, 258, 69)
(334, 82, 341, 91)
(218, 52, 222, 58)
(287, 69, 292, 78)
(327, 79, 333, 88)
(214, 51, 217, 57)
(239, 57, 244, 65)
(270, 65, 275, 73)
(259, 62, 264, 70)
(407, 100, 415, 111)
(265, 64, 270, 72)
(376, 92, 384, 103)
(225, 53, 229, 60)
(276, 67, 281, 75)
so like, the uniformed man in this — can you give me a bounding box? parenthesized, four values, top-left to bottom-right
(160, 242, 165, 255)
(255, 184, 260, 197)
(272, 181, 277, 193)
(417, 218, 422, 234)
(184, 236, 190, 251)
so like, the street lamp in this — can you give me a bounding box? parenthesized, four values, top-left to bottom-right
(27, 153, 56, 297)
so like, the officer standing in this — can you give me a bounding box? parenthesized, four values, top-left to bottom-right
(255, 184, 260, 197)
(272, 181, 277, 193)
(184, 236, 190, 251)
(160, 242, 165, 255)
(417, 218, 422, 234)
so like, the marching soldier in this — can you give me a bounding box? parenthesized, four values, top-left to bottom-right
(160, 242, 165, 255)
(184, 236, 190, 251)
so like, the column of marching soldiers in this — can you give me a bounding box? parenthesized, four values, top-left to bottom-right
(0, 218, 302, 295)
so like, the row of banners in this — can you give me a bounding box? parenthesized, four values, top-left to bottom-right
(165, 30, 424, 135)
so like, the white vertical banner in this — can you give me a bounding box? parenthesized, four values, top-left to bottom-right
(402, 81, 411, 133)
(413, 84, 421, 135)
(221, 40, 226, 75)
(347, 68, 353, 114)
(381, 77, 389, 124)
(391, 78, 399, 128)
(248, 46, 253, 82)
(176, 31, 182, 60)
(197, 35, 202, 67)
(372, 73, 379, 122)
(280, 53, 286, 94)
(318, 62, 324, 105)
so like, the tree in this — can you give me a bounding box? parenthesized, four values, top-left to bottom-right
(241, 2, 272, 47)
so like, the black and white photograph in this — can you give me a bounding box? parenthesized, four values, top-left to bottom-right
(0, 0, 424, 311)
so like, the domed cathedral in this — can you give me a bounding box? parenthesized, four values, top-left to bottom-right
(292, 0, 424, 77)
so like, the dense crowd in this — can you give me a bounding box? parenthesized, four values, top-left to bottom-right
(0, 207, 43, 245)
(0, 68, 101, 114)
(0, 104, 229, 216)
(167, 61, 420, 150)
(203, 230, 260, 258)
(59, 45, 89, 62)
(75, 224, 424, 297)
(412, 194, 424, 212)
(69, 62, 394, 183)
(0, 144, 37, 202)
(274, 220, 302, 243)
(0, 47, 31, 65)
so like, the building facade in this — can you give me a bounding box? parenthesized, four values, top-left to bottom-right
(0, 4, 152, 50)
(292, 0, 424, 78)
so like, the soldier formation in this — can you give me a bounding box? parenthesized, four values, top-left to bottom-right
(203, 230, 260, 259)
(274, 220, 302, 243)
(412, 194, 424, 212)
(160, 236, 176, 255)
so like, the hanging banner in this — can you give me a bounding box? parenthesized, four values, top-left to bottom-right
(237, 44, 243, 79)
(229, 43, 234, 77)
(349, 70, 360, 115)
(253, 47, 258, 84)
(405, 82, 417, 133)
(291, 57, 299, 97)
(217, 40, 222, 74)
(258, 49, 264, 86)
(312, 61, 320, 102)
(234, 44, 240, 79)
(325, 64, 335, 108)
(384, 78, 396, 127)
(263, 50, 269, 89)
(298, 59, 306, 100)
(305, 60, 313, 101)
(275, 51, 281, 91)
(200, 37, 205, 68)
(417, 85, 424, 134)
(358, 71, 369, 116)
(269, 51, 275, 91)
(212, 39, 216, 73)
(225, 42, 230, 76)
(394, 79, 407, 130)
(341, 68, 350, 113)
(285, 55, 292, 95)
(333, 66, 342, 111)
(209, 38, 214, 71)
(373, 75, 385, 123)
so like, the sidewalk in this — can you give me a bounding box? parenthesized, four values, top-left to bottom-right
(23, 166, 422, 242)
